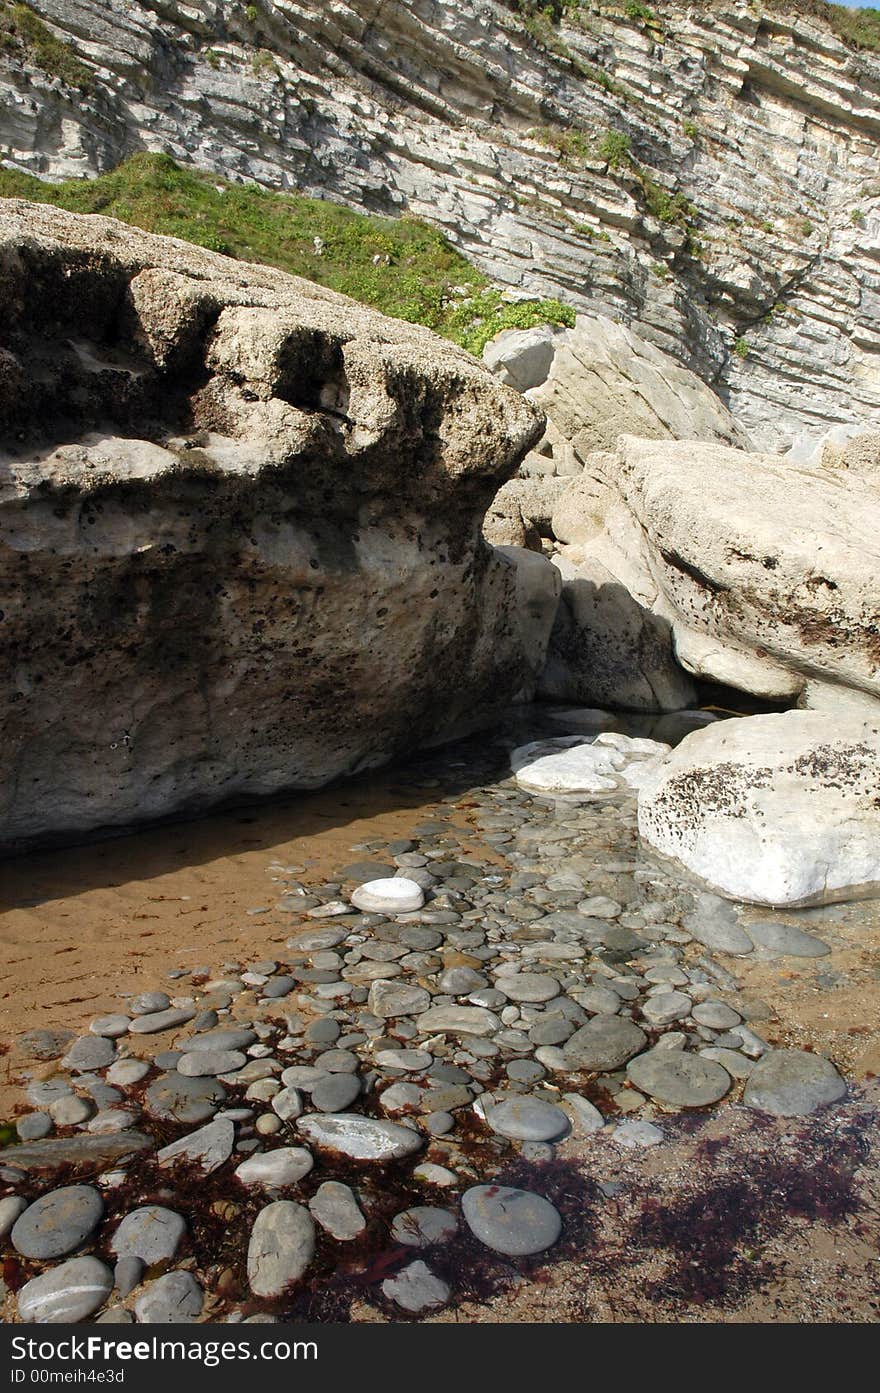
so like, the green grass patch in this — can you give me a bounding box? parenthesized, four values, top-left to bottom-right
(530, 124, 593, 165)
(0, 1, 93, 89)
(597, 128, 631, 168)
(771, 0, 880, 53)
(640, 172, 696, 229)
(0, 153, 573, 353)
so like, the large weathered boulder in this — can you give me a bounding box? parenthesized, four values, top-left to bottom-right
(638, 711, 880, 907)
(553, 435, 880, 711)
(0, 201, 542, 852)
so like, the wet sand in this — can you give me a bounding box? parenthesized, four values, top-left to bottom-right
(1, 727, 878, 1325)
(0, 769, 460, 1114)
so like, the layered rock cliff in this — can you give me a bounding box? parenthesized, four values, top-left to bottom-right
(0, 200, 543, 852)
(1, 0, 879, 449)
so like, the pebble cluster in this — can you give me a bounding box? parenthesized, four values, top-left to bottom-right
(0, 713, 849, 1324)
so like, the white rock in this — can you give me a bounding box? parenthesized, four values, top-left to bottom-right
(512, 733, 670, 796)
(350, 878, 425, 913)
(235, 1147, 314, 1187)
(296, 1113, 423, 1161)
(638, 711, 880, 906)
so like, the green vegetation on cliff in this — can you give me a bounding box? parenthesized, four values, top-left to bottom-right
(504, 0, 880, 56)
(0, 1, 93, 88)
(0, 154, 574, 354)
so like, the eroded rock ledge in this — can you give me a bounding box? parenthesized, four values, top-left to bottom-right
(0, 200, 543, 853)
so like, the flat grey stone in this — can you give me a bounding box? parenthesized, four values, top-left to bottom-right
(235, 1148, 314, 1187)
(641, 991, 692, 1026)
(506, 1059, 545, 1084)
(745, 921, 831, 957)
(144, 1072, 225, 1123)
(17, 1113, 52, 1140)
(381, 1082, 423, 1113)
(314, 1049, 359, 1073)
(415, 1005, 501, 1037)
(18, 1256, 112, 1323)
(11, 1184, 104, 1259)
(308, 1181, 365, 1240)
(438, 967, 487, 994)
(341, 860, 396, 881)
(26, 1079, 72, 1108)
(129, 992, 171, 1016)
(374, 1048, 433, 1071)
(691, 1001, 742, 1030)
(18, 1028, 74, 1060)
(368, 979, 431, 1018)
(572, 984, 621, 1015)
(111, 1206, 186, 1264)
(89, 1016, 131, 1039)
(743, 1049, 846, 1116)
(247, 1201, 315, 1297)
(62, 1037, 116, 1072)
(485, 1096, 569, 1142)
(0, 1132, 151, 1173)
(563, 1016, 647, 1071)
(262, 975, 296, 999)
(561, 1094, 604, 1133)
(296, 1113, 423, 1161)
(134, 1270, 203, 1323)
(311, 1073, 361, 1112)
(50, 1096, 94, 1127)
(577, 896, 622, 919)
(271, 1086, 304, 1121)
(627, 1048, 732, 1107)
(462, 1184, 562, 1257)
(400, 927, 443, 950)
(0, 1195, 28, 1236)
(88, 1108, 139, 1135)
(307, 900, 357, 918)
(157, 1118, 234, 1173)
(529, 1017, 574, 1046)
(289, 928, 349, 950)
(113, 1256, 144, 1300)
(280, 1066, 328, 1091)
(129, 1008, 196, 1035)
(699, 1046, 754, 1079)
(498, 973, 560, 1003)
(178, 1028, 257, 1053)
(424, 1110, 454, 1135)
(685, 895, 753, 956)
(612, 1119, 664, 1149)
(391, 1206, 458, 1247)
(382, 1259, 449, 1313)
(304, 1019, 341, 1045)
(177, 1049, 246, 1077)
